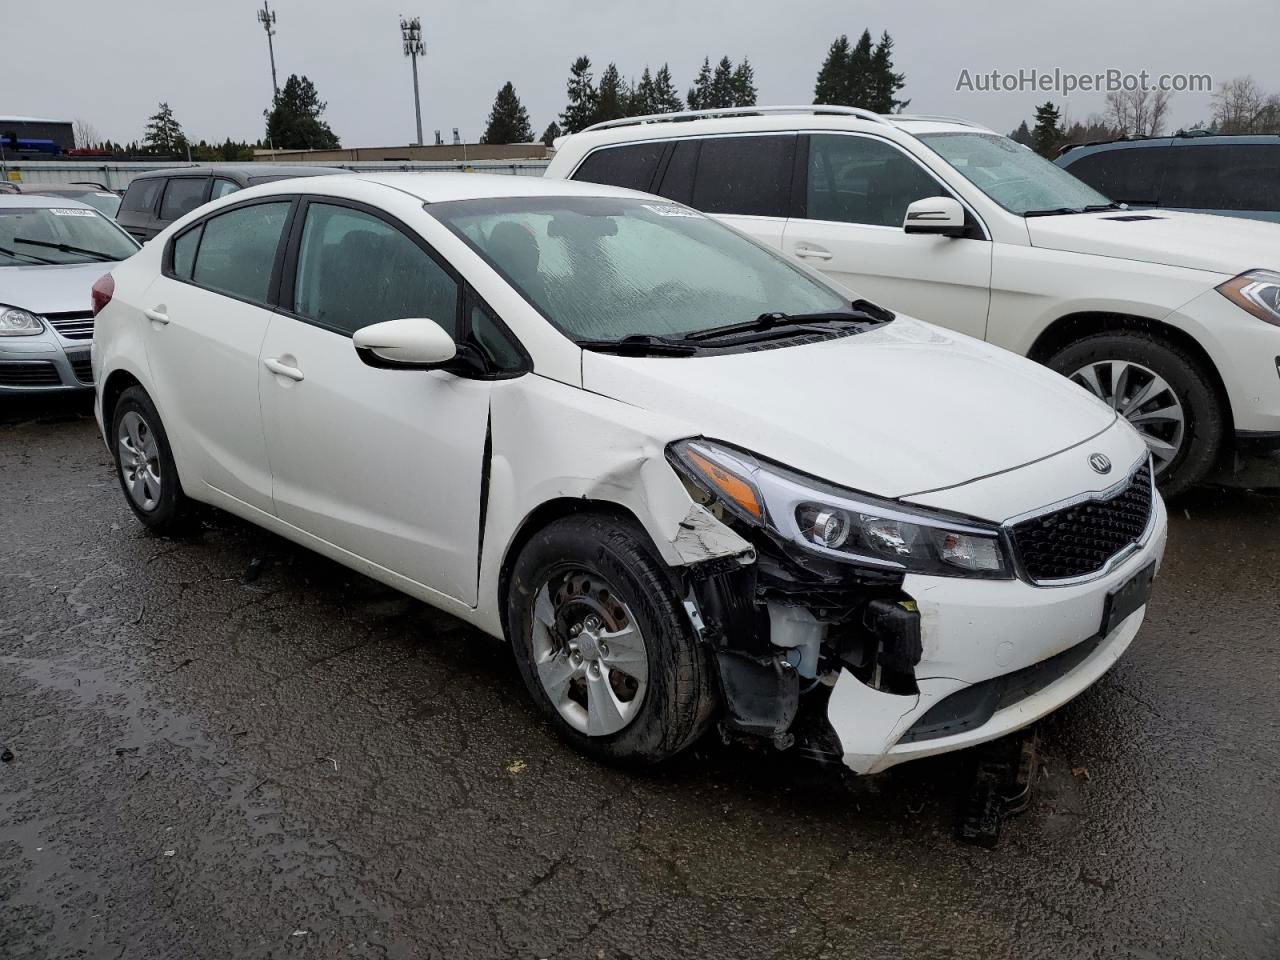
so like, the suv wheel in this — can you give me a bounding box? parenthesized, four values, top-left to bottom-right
(506, 513, 717, 764)
(1047, 332, 1224, 496)
(111, 386, 196, 534)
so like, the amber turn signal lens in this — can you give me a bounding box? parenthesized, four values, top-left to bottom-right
(686, 448, 764, 519)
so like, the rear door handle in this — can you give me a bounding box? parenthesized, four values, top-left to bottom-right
(263, 357, 304, 382)
(794, 244, 833, 261)
(144, 306, 169, 324)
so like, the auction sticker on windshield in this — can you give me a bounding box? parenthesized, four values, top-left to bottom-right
(644, 203, 700, 218)
(50, 208, 98, 217)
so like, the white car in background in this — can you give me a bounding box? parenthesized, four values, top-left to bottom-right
(92, 173, 1165, 775)
(547, 105, 1280, 495)
(0, 195, 140, 392)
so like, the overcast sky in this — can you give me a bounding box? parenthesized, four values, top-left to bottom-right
(10, 0, 1277, 147)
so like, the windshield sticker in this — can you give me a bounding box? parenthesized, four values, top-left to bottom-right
(50, 208, 98, 217)
(643, 203, 700, 218)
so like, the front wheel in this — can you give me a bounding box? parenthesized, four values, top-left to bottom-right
(1047, 332, 1225, 497)
(506, 513, 717, 765)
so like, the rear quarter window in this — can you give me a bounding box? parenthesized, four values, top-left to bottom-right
(120, 178, 163, 214)
(571, 142, 666, 192)
(1160, 144, 1280, 212)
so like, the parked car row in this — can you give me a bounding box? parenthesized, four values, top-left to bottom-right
(4, 105, 1275, 778)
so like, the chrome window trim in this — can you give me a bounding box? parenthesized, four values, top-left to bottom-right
(1002, 452, 1157, 588)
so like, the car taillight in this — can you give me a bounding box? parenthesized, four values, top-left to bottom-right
(91, 273, 114, 316)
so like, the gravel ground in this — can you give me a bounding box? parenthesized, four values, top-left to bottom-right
(2, 397, 1278, 959)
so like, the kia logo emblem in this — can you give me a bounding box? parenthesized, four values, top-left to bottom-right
(1089, 453, 1112, 474)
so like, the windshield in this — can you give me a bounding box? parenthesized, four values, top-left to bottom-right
(0, 206, 138, 266)
(428, 197, 847, 341)
(919, 132, 1111, 215)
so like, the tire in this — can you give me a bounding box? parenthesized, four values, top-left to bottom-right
(110, 386, 196, 535)
(1047, 331, 1225, 497)
(506, 513, 717, 765)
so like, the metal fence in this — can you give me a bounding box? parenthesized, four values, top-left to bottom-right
(2, 159, 552, 192)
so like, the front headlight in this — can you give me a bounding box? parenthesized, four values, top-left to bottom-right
(1217, 269, 1280, 326)
(0, 306, 44, 337)
(669, 439, 1012, 579)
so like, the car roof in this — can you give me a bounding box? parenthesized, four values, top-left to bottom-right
(255, 171, 653, 204)
(127, 164, 349, 181)
(552, 106, 993, 155)
(1059, 132, 1280, 159)
(0, 193, 96, 209)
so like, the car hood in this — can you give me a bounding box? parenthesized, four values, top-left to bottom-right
(581, 317, 1118, 499)
(0, 261, 118, 314)
(1025, 208, 1280, 275)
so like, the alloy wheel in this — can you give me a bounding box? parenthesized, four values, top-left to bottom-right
(118, 410, 163, 511)
(530, 568, 649, 737)
(1069, 360, 1185, 475)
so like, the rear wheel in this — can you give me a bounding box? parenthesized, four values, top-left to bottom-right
(110, 386, 196, 535)
(1047, 332, 1225, 497)
(507, 513, 717, 764)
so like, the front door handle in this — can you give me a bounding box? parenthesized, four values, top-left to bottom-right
(794, 244, 833, 261)
(144, 306, 169, 324)
(263, 357, 305, 382)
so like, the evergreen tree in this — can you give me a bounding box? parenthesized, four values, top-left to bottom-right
(143, 102, 184, 155)
(1032, 101, 1063, 157)
(540, 121, 562, 146)
(814, 35, 852, 104)
(867, 32, 908, 113)
(731, 58, 757, 107)
(632, 67, 658, 116)
(687, 57, 713, 110)
(559, 56, 598, 133)
(652, 64, 684, 113)
(1009, 120, 1034, 147)
(847, 30, 875, 107)
(481, 81, 534, 144)
(265, 75, 340, 150)
(594, 63, 627, 125)
(709, 56, 736, 108)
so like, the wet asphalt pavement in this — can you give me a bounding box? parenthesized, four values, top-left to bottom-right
(1, 396, 1278, 960)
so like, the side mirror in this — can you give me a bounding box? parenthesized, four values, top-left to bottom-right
(353, 317, 456, 369)
(903, 197, 968, 238)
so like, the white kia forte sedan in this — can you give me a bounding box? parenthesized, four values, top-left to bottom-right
(92, 173, 1167, 774)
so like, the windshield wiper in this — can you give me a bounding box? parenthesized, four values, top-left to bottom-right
(14, 237, 117, 261)
(576, 334, 698, 357)
(682, 300, 893, 343)
(0, 245, 59, 265)
(1023, 202, 1122, 218)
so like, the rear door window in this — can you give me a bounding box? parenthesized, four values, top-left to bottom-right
(159, 177, 208, 222)
(189, 201, 291, 305)
(571, 142, 666, 192)
(120, 178, 163, 214)
(1160, 144, 1280, 212)
(1064, 147, 1163, 205)
(687, 135, 797, 218)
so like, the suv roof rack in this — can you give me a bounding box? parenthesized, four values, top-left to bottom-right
(580, 104, 889, 133)
(891, 114, 986, 128)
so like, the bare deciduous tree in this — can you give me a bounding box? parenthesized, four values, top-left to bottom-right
(1211, 75, 1280, 133)
(1104, 88, 1172, 137)
(72, 118, 99, 149)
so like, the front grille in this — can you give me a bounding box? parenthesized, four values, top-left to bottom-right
(68, 352, 93, 384)
(1011, 462, 1153, 583)
(0, 361, 63, 387)
(45, 310, 95, 340)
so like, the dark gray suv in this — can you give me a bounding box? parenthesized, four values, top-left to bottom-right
(116, 164, 348, 242)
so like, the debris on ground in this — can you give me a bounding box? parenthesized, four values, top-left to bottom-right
(507, 759, 527, 774)
(1, 747, 13, 763)
(1072, 766, 1091, 780)
(956, 729, 1040, 849)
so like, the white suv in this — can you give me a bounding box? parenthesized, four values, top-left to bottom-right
(546, 106, 1280, 495)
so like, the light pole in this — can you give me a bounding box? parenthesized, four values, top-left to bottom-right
(257, 1, 279, 98)
(400, 16, 425, 146)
